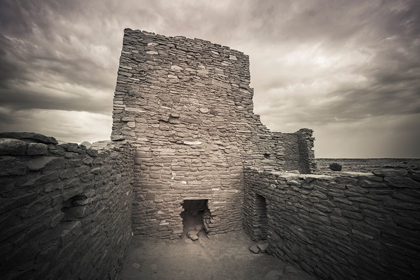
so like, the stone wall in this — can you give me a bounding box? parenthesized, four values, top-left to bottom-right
(317, 158, 420, 173)
(244, 167, 420, 280)
(111, 29, 316, 239)
(273, 129, 317, 173)
(0, 133, 134, 280)
(296, 129, 317, 174)
(272, 132, 300, 172)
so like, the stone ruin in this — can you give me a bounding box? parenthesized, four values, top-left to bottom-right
(111, 29, 317, 240)
(0, 29, 419, 280)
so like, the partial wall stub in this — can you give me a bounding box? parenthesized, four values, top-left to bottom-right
(111, 29, 317, 239)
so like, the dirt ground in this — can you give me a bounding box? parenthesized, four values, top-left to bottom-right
(118, 231, 317, 280)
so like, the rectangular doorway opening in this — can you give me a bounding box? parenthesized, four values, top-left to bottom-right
(181, 199, 210, 241)
(255, 194, 268, 240)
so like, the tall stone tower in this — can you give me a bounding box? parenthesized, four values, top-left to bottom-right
(111, 29, 315, 239)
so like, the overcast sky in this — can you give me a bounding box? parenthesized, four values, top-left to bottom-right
(1, 0, 419, 158)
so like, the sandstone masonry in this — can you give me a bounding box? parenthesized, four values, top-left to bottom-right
(244, 167, 420, 279)
(111, 29, 316, 239)
(0, 133, 134, 280)
(3, 29, 418, 280)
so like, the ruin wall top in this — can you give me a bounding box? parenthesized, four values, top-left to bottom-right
(111, 28, 315, 173)
(110, 29, 316, 238)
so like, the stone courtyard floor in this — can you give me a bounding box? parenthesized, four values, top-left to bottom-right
(119, 231, 317, 280)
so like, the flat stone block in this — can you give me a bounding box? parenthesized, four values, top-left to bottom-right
(146, 193, 156, 200)
(0, 132, 58, 144)
(373, 169, 408, 177)
(0, 138, 27, 155)
(26, 157, 57, 171)
(27, 143, 49, 155)
(0, 156, 27, 176)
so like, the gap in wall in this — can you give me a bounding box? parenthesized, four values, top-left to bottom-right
(181, 199, 209, 240)
(256, 194, 268, 240)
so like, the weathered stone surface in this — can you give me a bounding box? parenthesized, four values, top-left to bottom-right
(146, 193, 155, 201)
(26, 157, 57, 171)
(258, 242, 268, 253)
(0, 178, 15, 193)
(187, 231, 199, 241)
(244, 168, 420, 280)
(183, 141, 202, 145)
(0, 132, 58, 144)
(80, 141, 92, 149)
(4, 29, 418, 280)
(249, 244, 260, 254)
(171, 65, 183, 71)
(132, 263, 140, 269)
(265, 270, 283, 280)
(373, 169, 408, 177)
(0, 138, 27, 155)
(385, 177, 420, 188)
(0, 156, 27, 176)
(111, 29, 317, 241)
(0, 136, 134, 280)
(27, 143, 48, 155)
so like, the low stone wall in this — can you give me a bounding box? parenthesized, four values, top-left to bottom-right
(317, 158, 420, 173)
(0, 133, 134, 280)
(244, 167, 420, 280)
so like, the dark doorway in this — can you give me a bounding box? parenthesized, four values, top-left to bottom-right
(255, 194, 268, 240)
(181, 199, 210, 241)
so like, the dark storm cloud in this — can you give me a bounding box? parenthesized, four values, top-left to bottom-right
(251, 1, 420, 136)
(0, 86, 111, 113)
(0, 0, 419, 156)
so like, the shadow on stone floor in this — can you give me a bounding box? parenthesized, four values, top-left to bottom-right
(118, 231, 317, 280)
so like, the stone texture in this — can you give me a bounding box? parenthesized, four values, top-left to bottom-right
(132, 263, 140, 270)
(316, 158, 420, 173)
(26, 143, 49, 155)
(0, 139, 27, 155)
(25, 157, 57, 171)
(111, 29, 316, 240)
(80, 141, 92, 149)
(187, 231, 199, 241)
(0, 156, 27, 176)
(0, 29, 419, 280)
(0, 132, 58, 144)
(265, 270, 284, 280)
(0, 137, 134, 280)
(273, 129, 317, 174)
(258, 242, 269, 253)
(244, 167, 420, 280)
(249, 244, 260, 254)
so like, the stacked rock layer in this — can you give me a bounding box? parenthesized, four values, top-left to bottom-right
(0, 133, 134, 280)
(111, 29, 316, 239)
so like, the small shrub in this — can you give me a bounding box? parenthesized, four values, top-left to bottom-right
(329, 163, 342, 171)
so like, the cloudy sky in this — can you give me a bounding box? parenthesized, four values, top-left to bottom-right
(1, 0, 419, 158)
